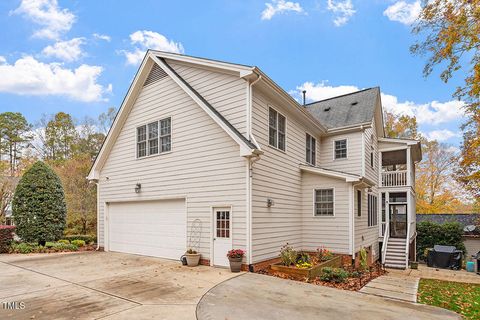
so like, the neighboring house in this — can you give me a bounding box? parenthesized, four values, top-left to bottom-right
(3, 204, 13, 226)
(88, 51, 422, 269)
(417, 213, 480, 257)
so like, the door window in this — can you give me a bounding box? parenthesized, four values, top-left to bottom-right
(216, 210, 230, 238)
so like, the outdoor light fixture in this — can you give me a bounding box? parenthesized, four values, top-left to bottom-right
(267, 198, 274, 207)
(135, 183, 141, 193)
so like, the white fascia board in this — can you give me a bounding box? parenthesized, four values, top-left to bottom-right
(151, 54, 257, 157)
(87, 54, 154, 180)
(300, 165, 361, 182)
(378, 137, 419, 145)
(151, 50, 254, 76)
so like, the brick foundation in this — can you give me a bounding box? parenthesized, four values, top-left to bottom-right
(199, 258, 210, 266)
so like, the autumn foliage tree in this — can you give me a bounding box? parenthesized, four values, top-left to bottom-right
(411, 0, 480, 204)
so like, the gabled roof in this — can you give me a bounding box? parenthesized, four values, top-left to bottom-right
(305, 87, 380, 130)
(87, 51, 262, 180)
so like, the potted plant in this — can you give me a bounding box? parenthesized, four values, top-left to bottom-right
(227, 249, 245, 272)
(185, 248, 201, 267)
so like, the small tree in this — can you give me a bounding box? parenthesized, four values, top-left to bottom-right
(12, 161, 66, 243)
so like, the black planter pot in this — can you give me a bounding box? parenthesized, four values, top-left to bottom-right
(38, 240, 46, 247)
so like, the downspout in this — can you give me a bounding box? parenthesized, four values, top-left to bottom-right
(351, 181, 363, 264)
(246, 73, 261, 268)
(89, 179, 101, 251)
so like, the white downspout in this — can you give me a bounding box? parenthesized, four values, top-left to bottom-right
(246, 73, 261, 267)
(90, 180, 101, 251)
(350, 182, 363, 261)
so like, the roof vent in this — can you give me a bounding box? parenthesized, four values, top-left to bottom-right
(324, 107, 331, 112)
(351, 101, 358, 106)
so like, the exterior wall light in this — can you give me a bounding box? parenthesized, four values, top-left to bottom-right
(267, 198, 274, 207)
(135, 183, 142, 193)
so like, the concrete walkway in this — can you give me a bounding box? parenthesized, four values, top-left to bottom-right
(360, 273, 419, 302)
(197, 273, 460, 320)
(409, 264, 480, 284)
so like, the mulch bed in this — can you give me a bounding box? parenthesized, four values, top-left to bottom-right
(257, 262, 387, 291)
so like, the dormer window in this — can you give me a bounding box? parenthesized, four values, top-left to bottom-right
(306, 133, 316, 165)
(334, 139, 347, 159)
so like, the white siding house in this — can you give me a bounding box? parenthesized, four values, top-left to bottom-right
(88, 50, 422, 269)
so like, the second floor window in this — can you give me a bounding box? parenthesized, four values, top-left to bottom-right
(334, 139, 347, 159)
(137, 117, 171, 158)
(269, 107, 286, 151)
(370, 134, 375, 168)
(306, 133, 316, 165)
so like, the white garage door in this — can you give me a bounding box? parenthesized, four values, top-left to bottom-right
(108, 199, 186, 260)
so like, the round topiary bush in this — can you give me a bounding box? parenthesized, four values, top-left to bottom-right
(12, 161, 66, 243)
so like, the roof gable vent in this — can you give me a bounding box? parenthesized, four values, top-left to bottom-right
(143, 63, 168, 87)
(324, 107, 331, 112)
(351, 101, 358, 106)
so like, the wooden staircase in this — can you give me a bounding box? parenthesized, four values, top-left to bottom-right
(384, 238, 407, 269)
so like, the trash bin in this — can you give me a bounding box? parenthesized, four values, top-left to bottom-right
(475, 251, 480, 274)
(466, 261, 475, 272)
(428, 245, 463, 269)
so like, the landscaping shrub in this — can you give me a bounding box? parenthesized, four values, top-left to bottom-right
(63, 234, 96, 244)
(316, 246, 334, 262)
(0, 226, 16, 253)
(417, 221, 466, 260)
(319, 267, 349, 283)
(12, 161, 66, 243)
(51, 242, 78, 252)
(10, 242, 42, 254)
(280, 243, 297, 266)
(71, 240, 85, 247)
(58, 239, 70, 245)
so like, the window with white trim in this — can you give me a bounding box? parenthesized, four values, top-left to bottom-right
(368, 194, 378, 227)
(137, 117, 171, 158)
(306, 133, 316, 165)
(314, 189, 334, 216)
(269, 107, 286, 151)
(334, 139, 347, 159)
(137, 125, 147, 158)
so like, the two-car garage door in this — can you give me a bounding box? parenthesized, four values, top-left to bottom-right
(108, 199, 186, 260)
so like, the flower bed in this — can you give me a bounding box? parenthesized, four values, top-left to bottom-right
(271, 255, 342, 279)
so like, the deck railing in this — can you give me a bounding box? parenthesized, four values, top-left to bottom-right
(381, 170, 408, 187)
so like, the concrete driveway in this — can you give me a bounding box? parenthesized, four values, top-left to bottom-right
(197, 273, 461, 320)
(0, 251, 240, 320)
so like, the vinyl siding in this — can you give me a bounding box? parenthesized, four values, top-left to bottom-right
(354, 117, 380, 260)
(319, 132, 362, 175)
(251, 89, 320, 263)
(97, 70, 247, 261)
(302, 173, 350, 254)
(167, 61, 247, 136)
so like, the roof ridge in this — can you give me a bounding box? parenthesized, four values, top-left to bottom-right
(304, 86, 379, 106)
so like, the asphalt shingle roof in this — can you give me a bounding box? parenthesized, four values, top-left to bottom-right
(305, 87, 380, 129)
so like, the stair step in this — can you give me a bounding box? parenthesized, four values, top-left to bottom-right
(385, 263, 406, 269)
(386, 257, 406, 263)
(387, 248, 406, 252)
(386, 252, 406, 258)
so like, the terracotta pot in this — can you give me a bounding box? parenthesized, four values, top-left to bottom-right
(185, 253, 201, 267)
(228, 256, 243, 272)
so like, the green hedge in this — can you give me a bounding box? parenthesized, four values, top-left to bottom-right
(0, 226, 16, 253)
(417, 221, 465, 260)
(63, 235, 96, 244)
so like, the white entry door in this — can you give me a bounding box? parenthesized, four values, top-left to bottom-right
(213, 208, 232, 267)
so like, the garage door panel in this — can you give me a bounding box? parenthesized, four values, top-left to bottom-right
(108, 199, 186, 260)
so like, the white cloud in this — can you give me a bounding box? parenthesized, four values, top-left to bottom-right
(12, 0, 76, 40)
(121, 30, 184, 65)
(327, 0, 356, 26)
(293, 81, 360, 101)
(0, 56, 110, 102)
(381, 93, 465, 124)
(93, 33, 111, 42)
(42, 38, 85, 62)
(422, 129, 460, 142)
(383, 1, 421, 25)
(261, 0, 304, 20)
(0, 56, 6, 64)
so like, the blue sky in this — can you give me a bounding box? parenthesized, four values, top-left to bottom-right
(0, 0, 467, 146)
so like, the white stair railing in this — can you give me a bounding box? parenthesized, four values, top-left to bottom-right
(405, 222, 411, 269)
(381, 223, 389, 265)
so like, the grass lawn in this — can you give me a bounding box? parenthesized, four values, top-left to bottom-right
(417, 278, 480, 319)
